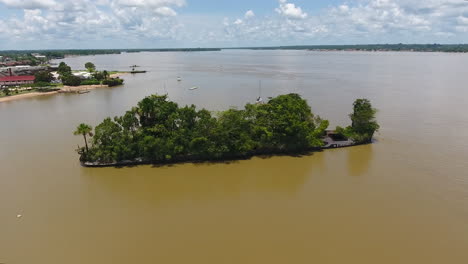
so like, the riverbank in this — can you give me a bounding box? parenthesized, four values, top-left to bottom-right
(59, 84, 108, 93)
(0, 84, 112, 103)
(109, 72, 129, 78)
(0, 91, 59, 103)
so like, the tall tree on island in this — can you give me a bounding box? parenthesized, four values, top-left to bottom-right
(350, 99, 379, 141)
(85, 62, 96, 73)
(74, 123, 93, 152)
(336, 98, 379, 143)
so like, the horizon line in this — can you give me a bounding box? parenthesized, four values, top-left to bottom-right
(1, 43, 468, 52)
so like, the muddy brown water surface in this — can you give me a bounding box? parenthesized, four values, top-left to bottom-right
(1, 50, 468, 264)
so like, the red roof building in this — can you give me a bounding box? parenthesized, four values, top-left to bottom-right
(0, 76, 35, 87)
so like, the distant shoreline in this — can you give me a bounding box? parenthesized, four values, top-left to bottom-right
(0, 75, 128, 103)
(0, 85, 106, 103)
(2, 45, 468, 57)
(0, 91, 59, 103)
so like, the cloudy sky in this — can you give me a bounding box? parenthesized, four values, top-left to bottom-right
(0, 0, 467, 49)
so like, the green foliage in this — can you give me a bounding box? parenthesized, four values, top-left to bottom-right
(78, 93, 333, 164)
(250, 94, 326, 152)
(102, 78, 124, 87)
(336, 99, 379, 143)
(92, 71, 104, 81)
(3, 88, 11, 96)
(92, 71, 110, 81)
(20, 82, 62, 88)
(34, 71, 53, 83)
(85, 62, 96, 72)
(62, 75, 82, 86)
(80, 79, 101, 85)
(57, 62, 72, 76)
(32, 81, 52, 87)
(74, 123, 93, 154)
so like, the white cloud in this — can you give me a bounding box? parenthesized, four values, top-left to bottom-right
(0, 0, 468, 49)
(458, 16, 468, 25)
(0, 0, 56, 9)
(154, 6, 177, 16)
(326, 0, 432, 36)
(275, 0, 308, 20)
(216, 0, 468, 46)
(113, 0, 185, 8)
(245, 10, 255, 19)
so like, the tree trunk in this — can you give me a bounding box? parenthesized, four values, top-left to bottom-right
(83, 134, 89, 152)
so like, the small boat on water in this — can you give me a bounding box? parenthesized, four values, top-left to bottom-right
(177, 77, 182, 81)
(189, 86, 198, 90)
(255, 80, 264, 104)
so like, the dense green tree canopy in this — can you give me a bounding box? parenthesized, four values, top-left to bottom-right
(76, 94, 333, 164)
(337, 99, 379, 143)
(34, 71, 53, 83)
(85, 62, 96, 72)
(57, 62, 72, 76)
(62, 75, 82, 86)
(102, 78, 124, 87)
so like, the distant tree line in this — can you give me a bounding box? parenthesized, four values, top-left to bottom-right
(234, 44, 468, 53)
(0, 48, 221, 61)
(1, 45, 468, 63)
(74, 94, 379, 165)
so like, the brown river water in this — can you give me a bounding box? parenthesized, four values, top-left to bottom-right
(1, 50, 468, 264)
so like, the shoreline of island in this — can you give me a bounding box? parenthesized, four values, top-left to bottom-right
(81, 140, 370, 168)
(75, 94, 379, 168)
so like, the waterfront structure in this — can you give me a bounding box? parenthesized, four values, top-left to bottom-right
(0, 66, 47, 78)
(0, 76, 35, 87)
(32, 53, 47, 59)
(72, 71, 92, 79)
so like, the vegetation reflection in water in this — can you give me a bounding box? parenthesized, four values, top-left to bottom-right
(74, 93, 379, 166)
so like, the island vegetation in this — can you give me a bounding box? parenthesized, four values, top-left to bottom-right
(74, 94, 379, 167)
(336, 99, 380, 143)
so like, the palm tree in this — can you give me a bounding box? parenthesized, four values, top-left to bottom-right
(74, 123, 93, 152)
(103, 70, 109, 80)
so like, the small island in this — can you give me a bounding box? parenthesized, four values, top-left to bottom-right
(74, 94, 379, 167)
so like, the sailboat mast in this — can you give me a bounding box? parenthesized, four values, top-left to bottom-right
(259, 80, 262, 98)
